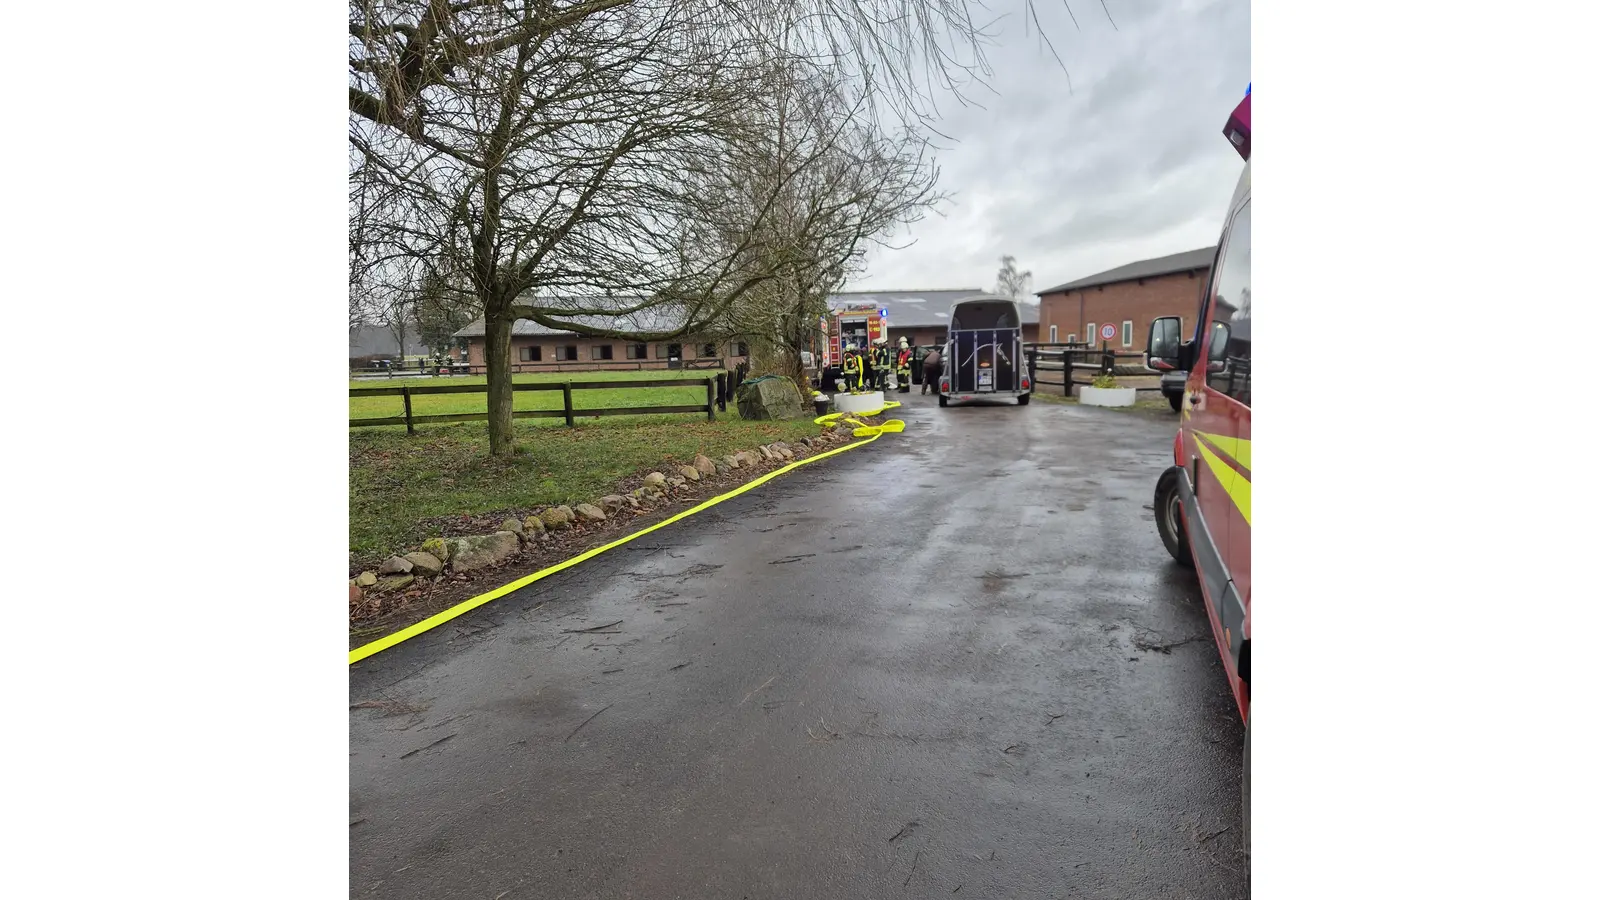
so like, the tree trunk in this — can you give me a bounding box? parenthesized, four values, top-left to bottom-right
(484, 312, 515, 457)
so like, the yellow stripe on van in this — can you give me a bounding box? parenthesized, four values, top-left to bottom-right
(1194, 431, 1250, 471)
(1194, 437, 1252, 526)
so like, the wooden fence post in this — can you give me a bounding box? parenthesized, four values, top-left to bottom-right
(402, 385, 415, 435)
(706, 377, 716, 421)
(1063, 349, 1072, 396)
(562, 382, 575, 428)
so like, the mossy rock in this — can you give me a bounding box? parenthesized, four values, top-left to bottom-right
(420, 537, 452, 562)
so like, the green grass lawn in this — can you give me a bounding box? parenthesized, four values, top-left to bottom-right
(349, 370, 821, 561)
(350, 369, 720, 423)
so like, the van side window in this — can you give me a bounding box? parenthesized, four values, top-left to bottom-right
(1205, 200, 1251, 405)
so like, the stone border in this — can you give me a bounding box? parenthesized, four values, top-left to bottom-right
(348, 427, 863, 629)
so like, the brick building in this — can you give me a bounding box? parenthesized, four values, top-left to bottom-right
(1034, 247, 1215, 351)
(453, 304, 750, 373)
(829, 289, 1041, 348)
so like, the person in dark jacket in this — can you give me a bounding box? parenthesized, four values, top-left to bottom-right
(920, 347, 943, 395)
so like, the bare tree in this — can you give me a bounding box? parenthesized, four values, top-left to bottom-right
(414, 268, 477, 357)
(349, 1, 1083, 455)
(995, 255, 1033, 298)
(702, 51, 943, 387)
(351, 1, 780, 453)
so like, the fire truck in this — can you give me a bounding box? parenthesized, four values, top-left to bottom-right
(1147, 82, 1251, 862)
(820, 304, 887, 368)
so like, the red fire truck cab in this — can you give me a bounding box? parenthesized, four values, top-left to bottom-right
(1146, 84, 1251, 857)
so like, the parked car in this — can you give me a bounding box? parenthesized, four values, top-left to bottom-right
(1157, 368, 1188, 412)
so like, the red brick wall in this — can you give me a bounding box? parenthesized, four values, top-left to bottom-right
(465, 336, 749, 371)
(1037, 270, 1209, 350)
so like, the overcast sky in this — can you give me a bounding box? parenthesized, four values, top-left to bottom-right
(851, 0, 1249, 297)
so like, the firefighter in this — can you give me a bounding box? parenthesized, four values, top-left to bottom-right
(871, 338, 891, 390)
(895, 338, 913, 393)
(841, 343, 864, 392)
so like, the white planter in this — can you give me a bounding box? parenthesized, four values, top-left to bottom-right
(833, 390, 886, 413)
(1080, 386, 1137, 407)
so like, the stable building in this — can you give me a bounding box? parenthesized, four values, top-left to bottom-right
(1034, 247, 1215, 350)
(453, 304, 751, 373)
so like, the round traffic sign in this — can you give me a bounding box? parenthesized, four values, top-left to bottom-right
(1101, 323, 1117, 340)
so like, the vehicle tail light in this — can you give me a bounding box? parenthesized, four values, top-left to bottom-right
(1224, 83, 1250, 161)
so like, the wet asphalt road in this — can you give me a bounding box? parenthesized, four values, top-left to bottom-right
(349, 393, 1247, 899)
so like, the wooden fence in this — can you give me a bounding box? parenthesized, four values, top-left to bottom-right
(1025, 343, 1152, 397)
(350, 357, 733, 378)
(353, 377, 721, 433)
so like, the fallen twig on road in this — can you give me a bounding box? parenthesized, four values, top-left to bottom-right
(562, 620, 623, 634)
(399, 733, 457, 759)
(564, 703, 614, 743)
(903, 848, 922, 887)
(887, 821, 920, 843)
(806, 718, 841, 742)
(740, 675, 777, 705)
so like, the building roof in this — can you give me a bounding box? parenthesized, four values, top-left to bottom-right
(829, 289, 1038, 329)
(454, 288, 1035, 338)
(453, 298, 685, 339)
(1035, 247, 1216, 296)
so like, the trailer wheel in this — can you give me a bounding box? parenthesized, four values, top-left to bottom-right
(1017, 393, 1031, 406)
(938, 395, 948, 408)
(1154, 467, 1194, 567)
(1168, 393, 1182, 413)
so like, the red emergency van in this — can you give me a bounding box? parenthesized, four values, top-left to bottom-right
(1146, 84, 1251, 857)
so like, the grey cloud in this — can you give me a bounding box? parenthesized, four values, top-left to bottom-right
(854, 0, 1249, 292)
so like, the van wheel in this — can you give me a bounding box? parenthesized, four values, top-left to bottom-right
(938, 395, 948, 408)
(1017, 393, 1030, 406)
(1154, 467, 1194, 567)
(1242, 714, 1251, 871)
(1168, 393, 1182, 413)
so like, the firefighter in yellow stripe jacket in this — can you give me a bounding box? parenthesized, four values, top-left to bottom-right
(840, 344, 865, 392)
(871, 338, 892, 390)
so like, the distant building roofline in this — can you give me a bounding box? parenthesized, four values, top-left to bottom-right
(1035, 247, 1217, 295)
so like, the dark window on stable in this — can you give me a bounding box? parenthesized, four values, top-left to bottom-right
(555, 345, 577, 361)
(700, 343, 717, 358)
(591, 344, 614, 361)
(1205, 200, 1252, 406)
(735, 341, 749, 357)
(626, 343, 648, 360)
(518, 345, 542, 362)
